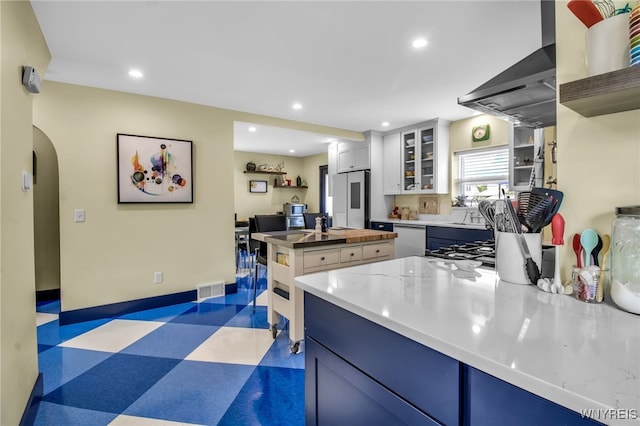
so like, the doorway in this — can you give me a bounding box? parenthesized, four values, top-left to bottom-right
(33, 126, 61, 301)
(319, 164, 332, 215)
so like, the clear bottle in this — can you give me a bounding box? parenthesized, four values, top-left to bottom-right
(610, 206, 640, 314)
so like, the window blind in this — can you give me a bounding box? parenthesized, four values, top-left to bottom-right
(455, 146, 509, 185)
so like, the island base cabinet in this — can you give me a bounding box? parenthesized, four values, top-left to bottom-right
(305, 293, 459, 426)
(463, 366, 603, 426)
(304, 293, 606, 426)
(305, 338, 439, 426)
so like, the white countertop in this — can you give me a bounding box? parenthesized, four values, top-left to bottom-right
(295, 256, 640, 424)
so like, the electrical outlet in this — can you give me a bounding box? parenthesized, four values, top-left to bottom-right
(154, 272, 163, 284)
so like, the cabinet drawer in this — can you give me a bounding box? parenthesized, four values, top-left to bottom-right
(362, 242, 391, 260)
(304, 248, 340, 270)
(340, 246, 362, 263)
(371, 221, 393, 232)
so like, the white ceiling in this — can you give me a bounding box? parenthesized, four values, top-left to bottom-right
(30, 1, 542, 157)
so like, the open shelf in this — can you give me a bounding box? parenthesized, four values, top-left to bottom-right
(244, 170, 286, 175)
(559, 66, 640, 118)
(274, 185, 308, 189)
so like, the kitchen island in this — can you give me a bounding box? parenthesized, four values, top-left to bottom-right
(260, 229, 397, 353)
(295, 256, 639, 425)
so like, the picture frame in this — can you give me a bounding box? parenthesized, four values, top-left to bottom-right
(117, 133, 193, 203)
(249, 180, 267, 193)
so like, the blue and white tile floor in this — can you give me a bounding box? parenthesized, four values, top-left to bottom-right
(34, 270, 305, 425)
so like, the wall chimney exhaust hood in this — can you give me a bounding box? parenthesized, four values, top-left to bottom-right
(458, 1, 556, 128)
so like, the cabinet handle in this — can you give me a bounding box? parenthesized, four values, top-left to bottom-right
(320, 256, 325, 261)
(376, 249, 380, 253)
(350, 252, 354, 256)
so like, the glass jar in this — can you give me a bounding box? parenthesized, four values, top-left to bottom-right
(610, 206, 640, 314)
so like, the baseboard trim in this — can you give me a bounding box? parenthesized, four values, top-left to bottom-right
(35, 288, 60, 303)
(20, 373, 43, 426)
(58, 283, 238, 325)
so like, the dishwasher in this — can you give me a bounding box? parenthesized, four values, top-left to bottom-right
(393, 223, 426, 258)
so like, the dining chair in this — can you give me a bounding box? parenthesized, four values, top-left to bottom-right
(303, 213, 331, 229)
(252, 214, 287, 311)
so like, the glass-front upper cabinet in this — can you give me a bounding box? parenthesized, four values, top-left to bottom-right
(402, 129, 418, 192)
(509, 125, 544, 191)
(400, 119, 449, 194)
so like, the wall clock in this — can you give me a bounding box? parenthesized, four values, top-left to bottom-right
(472, 124, 490, 142)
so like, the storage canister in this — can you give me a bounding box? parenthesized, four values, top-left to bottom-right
(610, 206, 640, 314)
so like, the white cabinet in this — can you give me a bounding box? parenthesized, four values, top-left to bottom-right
(388, 119, 450, 194)
(509, 125, 544, 191)
(337, 141, 370, 173)
(382, 132, 402, 195)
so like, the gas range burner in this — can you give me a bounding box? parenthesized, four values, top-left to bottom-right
(425, 240, 495, 268)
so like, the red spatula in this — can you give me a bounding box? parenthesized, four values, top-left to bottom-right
(567, 0, 604, 28)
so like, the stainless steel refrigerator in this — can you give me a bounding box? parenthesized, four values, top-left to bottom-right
(332, 170, 370, 229)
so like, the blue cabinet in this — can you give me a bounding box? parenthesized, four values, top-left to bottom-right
(304, 292, 602, 426)
(370, 221, 393, 232)
(463, 366, 602, 426)
(305, 293, 460, 426)
(306, 338, 439, 426)
(427, 225, 492, 250)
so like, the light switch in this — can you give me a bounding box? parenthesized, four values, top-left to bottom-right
(74, 209, 85, 222)
(21, 171, 32, 192)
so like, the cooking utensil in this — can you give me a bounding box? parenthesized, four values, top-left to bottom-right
(593, 0, 615, 18)
(596, 234, 611, 302)
(533, 187, 564, 230)
(478, 200, 495, 229)
(567, 0, 604, 27)
(592, 235, 603, 267)
(494, 200, 515, 233)
(580, 229, 599, 267)
(526, 197, 554, 233)
(551, 214, 565, 294)
(516, 191, 548, 232)
(506, 194, 540, 284)
(572, 233, 583, 268)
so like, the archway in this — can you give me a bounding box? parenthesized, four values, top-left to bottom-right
(33, 126, 60, 301)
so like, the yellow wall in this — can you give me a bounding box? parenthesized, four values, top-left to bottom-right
(556, 1, 640, 282)
(233, 151, 327, 219)
(394, 114, 510, 214)
(33, 82, 355, 313)
(0, 1, 50, 424)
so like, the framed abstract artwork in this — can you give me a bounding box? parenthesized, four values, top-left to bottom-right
(117, 133, 193, 203)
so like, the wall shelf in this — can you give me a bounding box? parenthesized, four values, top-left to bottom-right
(275, 185, 308, 189)
(243, 170, 286, 175)
(559, 66, 640, 118)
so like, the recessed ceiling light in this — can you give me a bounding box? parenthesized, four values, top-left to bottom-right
(292, 103, 302, 110)
(412, 38, 428, 48)
(128, 69, 143, 78)
(248, 126, 257, 132)
(381, 122, 390, 127)
(289, 149, 295, 153)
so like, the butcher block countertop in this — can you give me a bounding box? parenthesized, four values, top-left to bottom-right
(329, 228, 398, 243)
(259, 229, 397, 249)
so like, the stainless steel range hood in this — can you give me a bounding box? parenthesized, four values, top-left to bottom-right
(458, 1, 556, 128)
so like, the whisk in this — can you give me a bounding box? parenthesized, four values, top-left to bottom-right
(593, 0, 615, 18)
